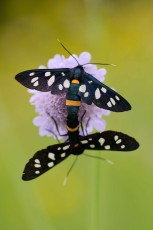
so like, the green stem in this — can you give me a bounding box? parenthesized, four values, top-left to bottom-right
(91, 157, 101, 230)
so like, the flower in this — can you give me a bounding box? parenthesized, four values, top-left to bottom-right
(28, 52, 110, 140)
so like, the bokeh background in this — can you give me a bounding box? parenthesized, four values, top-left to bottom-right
(1, 0, 153, 229)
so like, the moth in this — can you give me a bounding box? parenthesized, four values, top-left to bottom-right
(15, 45, 131, 145)
(15, 43, 131, 112)
(22, 131, 139, 181)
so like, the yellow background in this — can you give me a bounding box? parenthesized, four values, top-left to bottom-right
(0, 0, 153, 229)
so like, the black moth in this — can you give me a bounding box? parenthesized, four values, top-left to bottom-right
(22, 131, 139, 181)
(15, 46, 131, 112)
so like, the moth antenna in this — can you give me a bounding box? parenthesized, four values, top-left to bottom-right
(83, 63, 116, 67)
(63, 156, 78, 186)
(83, 153, 114, 165)
(57, 38, 80, 65)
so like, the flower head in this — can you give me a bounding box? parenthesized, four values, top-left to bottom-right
(29, 52, 110, 140)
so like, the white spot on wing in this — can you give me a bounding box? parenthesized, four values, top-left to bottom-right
(45, 71, 51, 77)
(121, 145, 125, 149)
(81, 140, 88, 144)
(34, 164, 41, 168)
(33, 81, 39, 87)
(29, 72, 35, 76)
(35, 170, 40, 174)
(115, 95, 120, 101)
(59, 84, 63, 90)
(63, 145, 70, 150)
(48, 75, 55, 86)
(31, 77, 38, 83)
(114, 135, 122, 144)
(110, 97, 116, 105)
(101, 87, 107, 93)
(58, 147, 61, 150)
(90, 144, 95, 148)
(98, 137, 105, 146)
(84, 92, 89, 97)
(95, 88, 101, 99)
(61, 152, 66, 158)
(61, 72, 65, 76)
(114, 135, 119, 141)
(63, 79, 70, 88)
(48, 152, 55, 160)
(107, 101, 112, 107)
(104, 145, 110, 150)
(35, 159, 40, 163)
(79, 84, 86, 93)
(48, 162, 54, 168)
(116, 139, 122, 144)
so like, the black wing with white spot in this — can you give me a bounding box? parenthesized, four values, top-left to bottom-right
(15, 68, 71, 93)
(22, 142, 71, 181)
(78, 72, 131, 111)
(51, 76, 71, 95)
(78, 78, 95, 105)
(22, 131, 139, 181)
(80, 131, 139, 151)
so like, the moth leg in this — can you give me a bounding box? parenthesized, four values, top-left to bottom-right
(45, 112, 68, 141)
(84, 117, 91, 136)
(80, 110, 86, 136)
(83, 153, 113, 165)
(46, 128, 60, 143)
(63, 156, 78, 185)
(51, 116, 68, 137)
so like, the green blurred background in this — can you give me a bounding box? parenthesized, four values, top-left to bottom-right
(1, 0, 153, 229)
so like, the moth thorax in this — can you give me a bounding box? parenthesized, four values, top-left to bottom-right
(73, 66, 84, 80)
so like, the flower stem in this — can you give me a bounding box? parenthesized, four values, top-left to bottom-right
(91, 157, 101, 230)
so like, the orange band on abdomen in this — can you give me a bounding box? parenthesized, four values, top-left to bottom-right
(66, 99, 81, 106)
(67, 125, 79, 132)
(72, 79, 79, 84)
